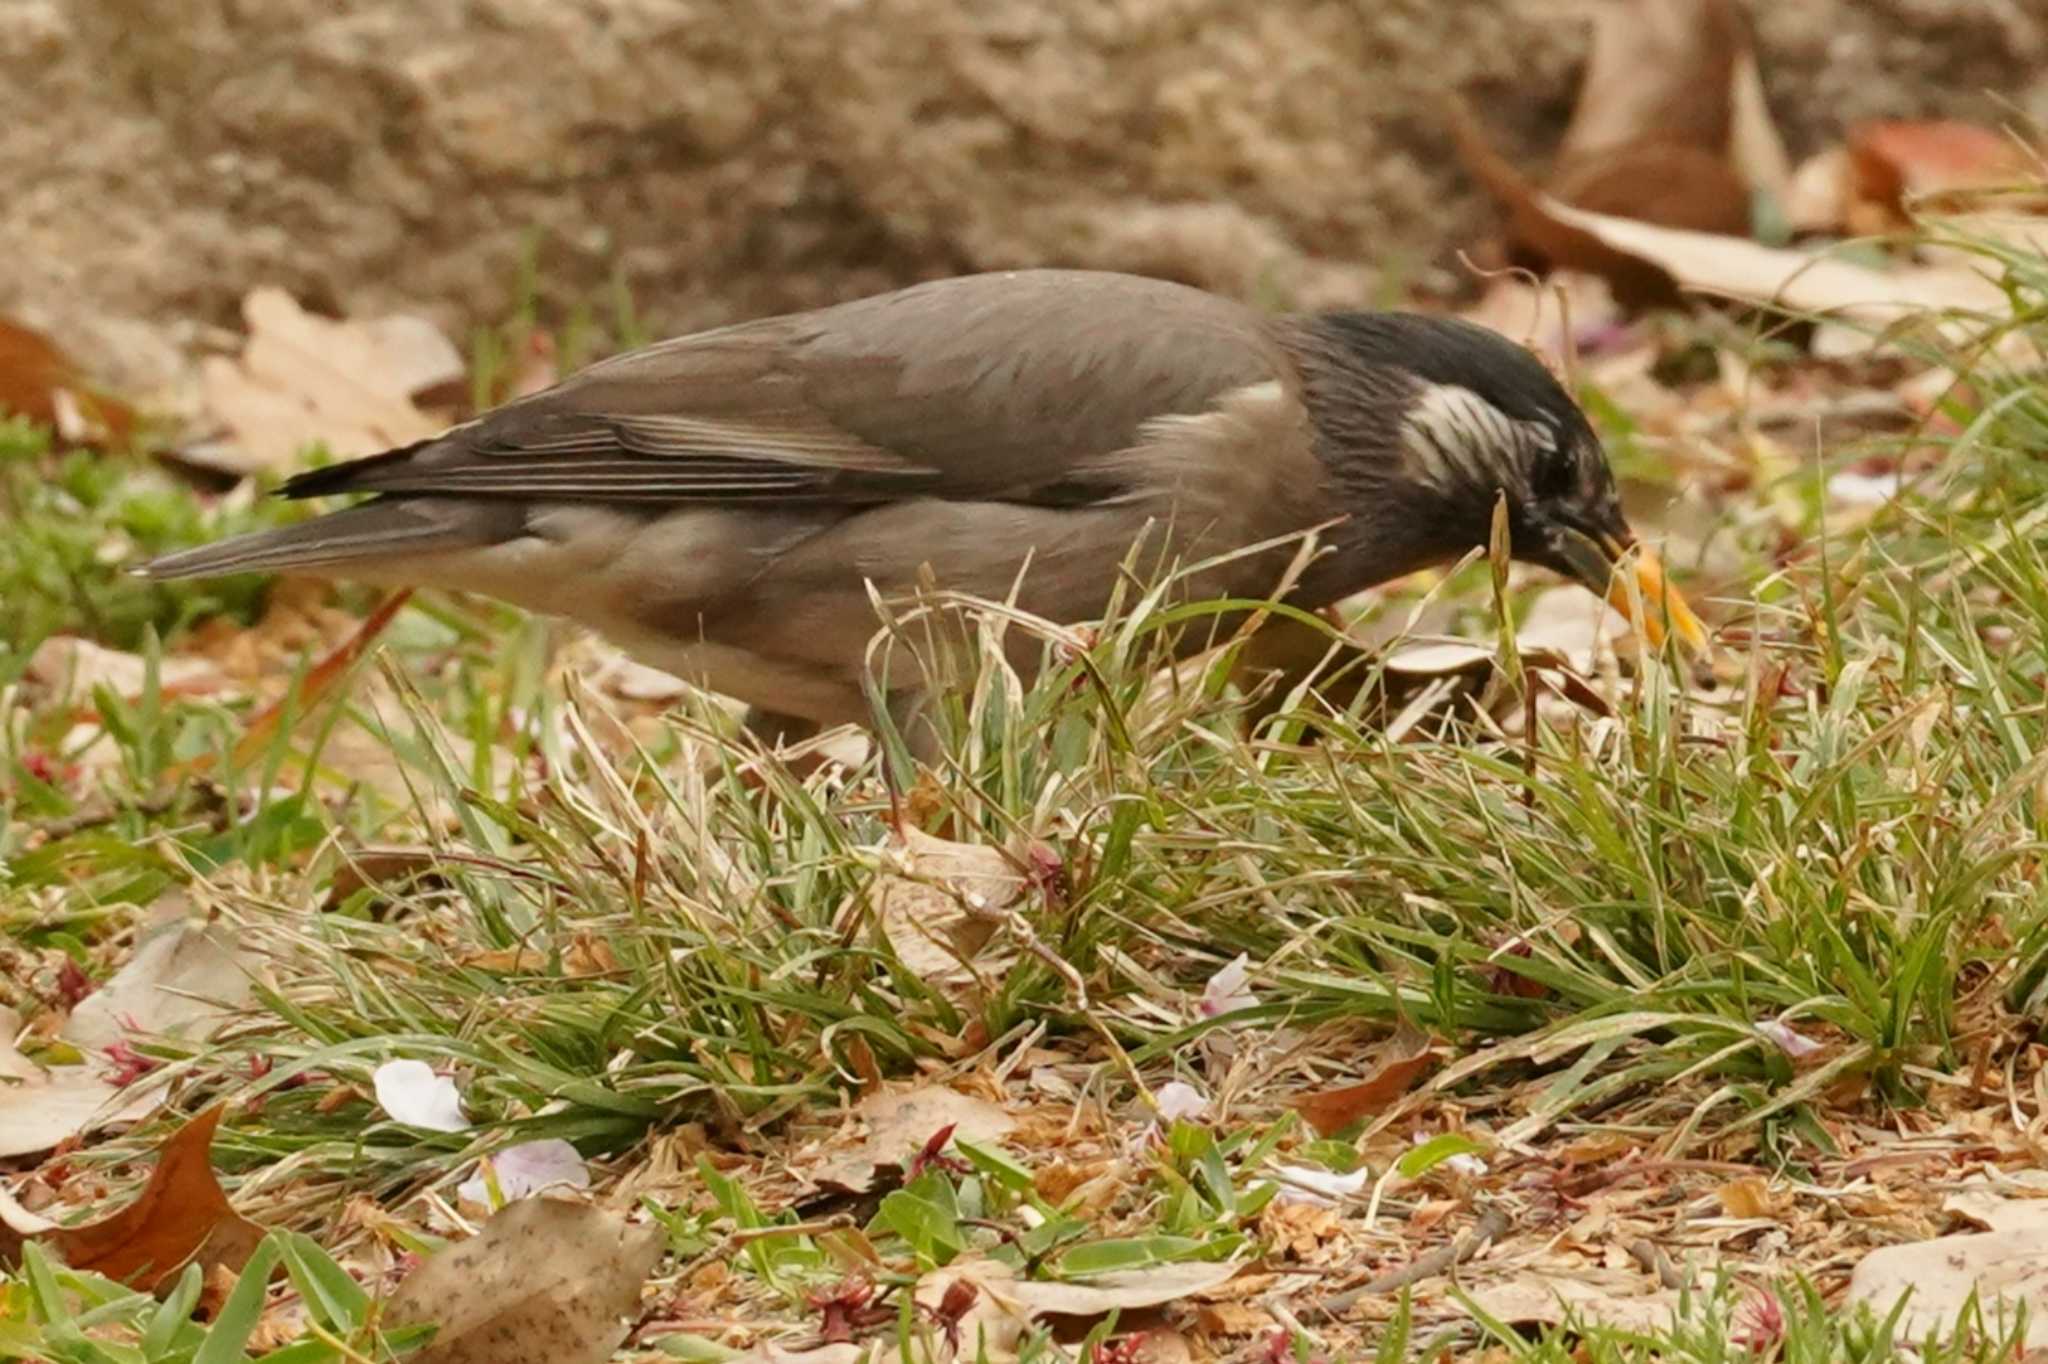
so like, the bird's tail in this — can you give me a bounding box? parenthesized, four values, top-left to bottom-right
(135, 498, 514, 581)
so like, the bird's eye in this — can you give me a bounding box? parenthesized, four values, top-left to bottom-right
(1531, 441, 1576, 500)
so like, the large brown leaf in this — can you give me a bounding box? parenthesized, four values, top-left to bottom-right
(385, 1196, 665, 1364)
(41, 1105, 265, 1293)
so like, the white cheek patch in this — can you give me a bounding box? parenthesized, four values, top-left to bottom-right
(1401, 383, 1542, 496)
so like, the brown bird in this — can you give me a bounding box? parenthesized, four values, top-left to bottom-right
(140, 270, 1703, 749)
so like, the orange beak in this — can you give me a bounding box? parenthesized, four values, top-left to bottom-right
(1601, 534, 1709, 653)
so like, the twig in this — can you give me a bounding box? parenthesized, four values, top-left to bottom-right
(1318, 1203, 1512, 1319)
(728, 1215, 854, 1245)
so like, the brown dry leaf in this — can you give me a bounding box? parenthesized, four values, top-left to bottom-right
(230, 587, 415, 772)
(1537, 196, 2008, 341)
(1847, 1223, 2048, 1349)
(192, 288, 459, 474)
(1463, 1273, 1684, 1332)
(0, 1048, 123, 1160)
(1294, 1021, 1438, 1137)
(1848, 121, 2039, 219)
(806, 1084, 1016, 1194)
(37, 1105, 266, 1292)
(1715, 1175, 1777, 1220)
(1450, 0, 1788, 286)
(1195, 1301, 1275, 1336)
(25, 638, 232, 706)
(1551, 0, 1786, 222)
(462, 937, 617, 978)
(323, 846, 447, 910)
(0, 316, 137, 444)
(868, 827, 1023, 989)
(63, 919, 255, 1056)
(385, 1196, 664, 1364)
(1784, 147, 1856, 234)
(0, 920, 254, 1158)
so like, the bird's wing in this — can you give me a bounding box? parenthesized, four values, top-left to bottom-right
(284, 271, 1286, 508)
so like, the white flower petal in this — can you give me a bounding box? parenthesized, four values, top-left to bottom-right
(1154, 1080, 1210, 1121)
(1267, 1163, 1371, 1206)
(372, 1058, 469, 1133)
(1758, 1017, 1825, 1059)
(1826, 470, 1905, 507)
(1200, 953, 1258, 1019)
(456, 1138, 590, 1206)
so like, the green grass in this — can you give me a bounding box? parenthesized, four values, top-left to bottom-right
(3, 216, 2046, 1360)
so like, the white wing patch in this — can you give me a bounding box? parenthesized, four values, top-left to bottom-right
(1400, 383, 1548, 496)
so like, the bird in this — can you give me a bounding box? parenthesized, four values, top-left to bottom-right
(140, 269, 1704, 752)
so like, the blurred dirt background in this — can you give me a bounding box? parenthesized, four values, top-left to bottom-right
(4, 0, 2044, 390)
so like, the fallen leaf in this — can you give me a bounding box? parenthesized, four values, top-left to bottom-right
(913, 1258, 1241, 1362)
(191, 289, 456, 474)
(1549, 0, 1785, 228)
(216, 587, 415, 776)
(385, 1196, 665, 1364)
(1447, 0, 1790, 297)
(1195, 1301, 1275, 1335)
(1266, 1164, 1370, 1207)
(0, 316, 137, 444)
(1784, 146, 1855, 234)
(1537, 196, 2008, 342)
(1381, 641, 1496, 677)
(1199, 954, 1257, 1018)
(324, 846, 447, 910)
(1, 921, 257, 1158)
(1847, 1223, 2048, 1349)
(35, 1105, 266, 1293)
(0, 1050, 120, 1160)
(64, 919, 254, 1055)
(1463, 1274, 1685, 1332)
(1715, 1175, 1776, 1220)
(806, 1085, 1016, 1194)
(867, 828, 1022, 989)
(1944, 1190, 2046, 1235)
(1848, 121, 2038, 220)
(1295, 1021, 1438, 1137)
(1153, 1081, 1211, 1122)
(25, 637, 232, 706)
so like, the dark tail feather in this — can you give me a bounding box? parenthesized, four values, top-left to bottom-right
(135, 498, 510, 580)
(280, 432, 445, 500)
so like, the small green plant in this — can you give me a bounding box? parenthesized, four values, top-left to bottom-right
(5, 1232, 433, 1363)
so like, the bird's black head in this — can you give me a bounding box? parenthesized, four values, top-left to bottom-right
(1295, 311, 1667, 625)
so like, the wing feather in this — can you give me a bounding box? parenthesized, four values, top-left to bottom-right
(283, 271, 1286, 509)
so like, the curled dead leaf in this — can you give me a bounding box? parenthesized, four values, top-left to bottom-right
(29, 1105, 266, 1294)
(865, 827, 1024, 991)
(1294, 1021, 1438, 1137)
